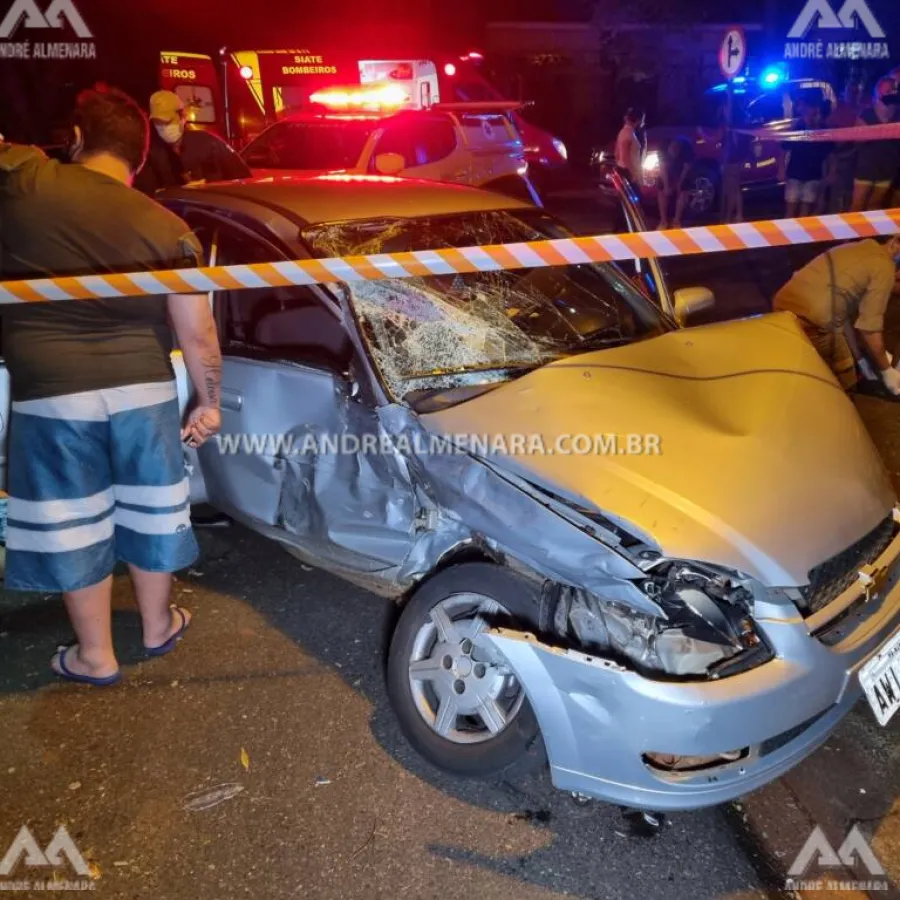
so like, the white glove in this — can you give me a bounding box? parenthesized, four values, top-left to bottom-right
(881, 365, 900, 395)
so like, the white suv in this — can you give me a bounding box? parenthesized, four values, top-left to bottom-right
(240, 93, 541, 204)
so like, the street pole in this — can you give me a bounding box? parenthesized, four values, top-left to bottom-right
(219, 46, 232, 146)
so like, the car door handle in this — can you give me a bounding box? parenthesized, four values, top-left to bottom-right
(221, 388, 242, 412)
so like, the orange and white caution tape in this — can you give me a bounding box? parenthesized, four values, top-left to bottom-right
(0, 208, 898, 305)
(735, 121, 900, 142)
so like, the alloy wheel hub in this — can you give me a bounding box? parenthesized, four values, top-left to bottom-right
(408, 593, 525, 744)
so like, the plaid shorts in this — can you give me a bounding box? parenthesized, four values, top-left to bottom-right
(5, 380, 198, 593)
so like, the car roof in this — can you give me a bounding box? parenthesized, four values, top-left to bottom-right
(162, 174, 532, 226)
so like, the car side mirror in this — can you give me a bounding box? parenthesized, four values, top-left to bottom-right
(374, 152, 406, 176)
(673, 286, 715, 326)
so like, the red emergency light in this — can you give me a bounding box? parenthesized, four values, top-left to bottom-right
(309, 83, 407, 111)
(444, 63, 456, 77)
(239, 65, 254, 80)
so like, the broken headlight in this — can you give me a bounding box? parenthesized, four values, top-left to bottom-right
(555, 561, 773, 679)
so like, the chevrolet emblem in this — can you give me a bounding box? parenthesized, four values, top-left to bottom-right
(858, 564, 890, 602)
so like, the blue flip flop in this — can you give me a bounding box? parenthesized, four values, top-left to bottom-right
(145, 606, 191, 658)
(53, 646, 122, 687)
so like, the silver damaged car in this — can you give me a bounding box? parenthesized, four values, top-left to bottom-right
(147, 175, 900, 811)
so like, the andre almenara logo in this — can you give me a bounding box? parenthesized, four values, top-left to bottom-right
(0, 0, 96, 60)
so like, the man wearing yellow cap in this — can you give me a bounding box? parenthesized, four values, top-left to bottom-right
(134, 90, 249, 195)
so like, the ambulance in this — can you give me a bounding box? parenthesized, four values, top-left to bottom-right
(157, 48, 568, 182)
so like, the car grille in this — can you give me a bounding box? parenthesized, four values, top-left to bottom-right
(798, 515, 896, 616)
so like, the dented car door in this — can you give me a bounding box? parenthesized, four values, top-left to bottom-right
(195, 219, 418, 570)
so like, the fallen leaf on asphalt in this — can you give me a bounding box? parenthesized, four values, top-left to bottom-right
(240, 748, 250, 771)
(182, 783, 245, 812)
(68, 781, 81, 791)
(88, 862, 102, 880)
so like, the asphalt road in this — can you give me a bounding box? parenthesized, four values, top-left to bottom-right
(0, 188, 898, 900)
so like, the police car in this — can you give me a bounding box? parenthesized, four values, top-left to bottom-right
(239, 84, 542, 205)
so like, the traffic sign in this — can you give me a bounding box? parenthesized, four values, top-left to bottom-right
(719, 26, 747, 80)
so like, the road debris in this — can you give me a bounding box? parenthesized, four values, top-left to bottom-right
(240, 748, 250, 771)
(351, 816, 378, 860)
(314, 776, 331, 787)
(182, 783, 245, 812)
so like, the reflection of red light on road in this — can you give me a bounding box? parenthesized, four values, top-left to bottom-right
(239, 65, 253, 80)
(444, 63, 456, 77)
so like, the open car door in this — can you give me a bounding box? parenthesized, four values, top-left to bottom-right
(593, 161, 675, 317)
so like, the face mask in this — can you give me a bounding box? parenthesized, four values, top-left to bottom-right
(155, 121, 183, 144)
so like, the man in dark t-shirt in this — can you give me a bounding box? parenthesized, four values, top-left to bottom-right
(0, 87, 223, 686)
(783, 99, 834, 217)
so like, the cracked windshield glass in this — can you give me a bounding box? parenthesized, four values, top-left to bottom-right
(303, 211, 671, 398)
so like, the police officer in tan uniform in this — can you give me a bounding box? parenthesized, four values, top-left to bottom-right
(773, 237, 900, 392)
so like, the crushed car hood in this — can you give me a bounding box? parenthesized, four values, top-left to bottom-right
(420, 313, 895, 587)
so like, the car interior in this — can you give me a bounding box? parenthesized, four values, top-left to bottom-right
(182, 210, 354, 374)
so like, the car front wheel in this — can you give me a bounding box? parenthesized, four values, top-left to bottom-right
(387, 564, 544, 777)
(684, 165, 721, 219)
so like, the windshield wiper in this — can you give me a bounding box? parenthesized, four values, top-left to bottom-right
(570, 333, 633, 353)
(403, 360, 550, 380)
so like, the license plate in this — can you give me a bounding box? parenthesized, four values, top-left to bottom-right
(860, 629, 900, 726)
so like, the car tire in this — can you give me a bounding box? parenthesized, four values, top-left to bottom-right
(684, 164, 721, 221)
(387, 563, 546, 778)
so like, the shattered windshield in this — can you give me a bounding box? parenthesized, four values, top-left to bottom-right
(302, 211, 671, 399)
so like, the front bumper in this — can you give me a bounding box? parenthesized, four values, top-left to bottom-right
(479, 514, 900, 811)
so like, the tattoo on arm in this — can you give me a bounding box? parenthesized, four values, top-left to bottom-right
(200, 353, 221, 407)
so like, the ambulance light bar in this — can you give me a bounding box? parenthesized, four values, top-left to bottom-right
(309, 84, 407, 110)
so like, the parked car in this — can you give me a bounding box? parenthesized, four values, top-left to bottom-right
(239, 87, 542, 205)
(3, 174, 896, 812)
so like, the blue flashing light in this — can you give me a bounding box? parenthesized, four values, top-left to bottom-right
(761, 66, 785, 88)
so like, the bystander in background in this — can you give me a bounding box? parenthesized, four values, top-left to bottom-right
(852, 77, 900, 211)
(615, 108, 645, 187)
(719, 90, 743, 224)
(824, 79, 864, 213)
(783, 99, 835, 218)
(657, 137, 693, 229)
